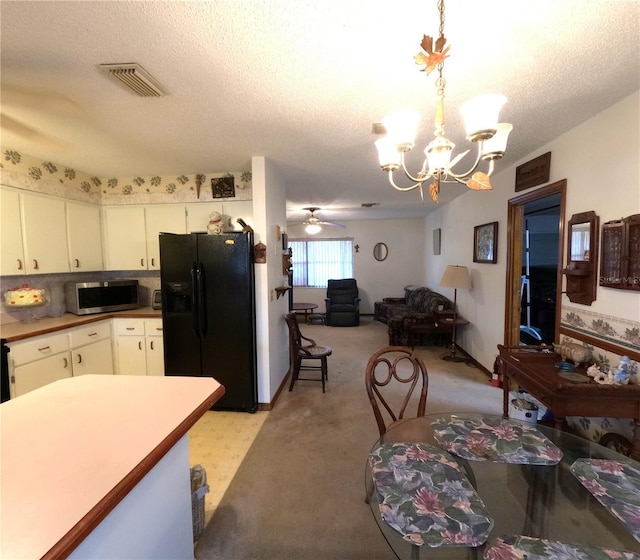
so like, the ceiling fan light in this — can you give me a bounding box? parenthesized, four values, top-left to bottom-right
(460, 94, 507, 142)
(375, 137, 402, 171)
(382, 111, 420, 151)
(481, 123, 513, 160)
(305, 223, 322, 235)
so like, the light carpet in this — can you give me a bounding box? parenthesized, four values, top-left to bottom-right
(194, 317, 503, 560)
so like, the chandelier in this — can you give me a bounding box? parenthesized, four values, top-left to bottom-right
(374, 0, 513, 203)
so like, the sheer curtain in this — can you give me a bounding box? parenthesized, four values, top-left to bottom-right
(290, 239, 353, 288)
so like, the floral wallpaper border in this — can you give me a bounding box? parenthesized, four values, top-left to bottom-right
(1, 146, 252, 205)
(561, 305, 640, 355)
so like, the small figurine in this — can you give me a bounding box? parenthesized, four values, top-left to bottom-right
(587, 363, 602, 378)
(629, 360, 640, 385)
(207, 211, 223, 235)
(612, 356, 631, 385)
(553, 338, 592, 367)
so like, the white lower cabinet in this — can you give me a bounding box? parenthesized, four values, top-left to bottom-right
(114, 318, 164, 376)
(7, 321, 114, 399)
(12, 351, 72, 398)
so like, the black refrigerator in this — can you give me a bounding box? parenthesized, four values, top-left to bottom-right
(159, 232, 257, 412)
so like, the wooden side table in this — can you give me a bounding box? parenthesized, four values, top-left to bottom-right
(497, 344, 640, 461)
(407, 314, 470, 353)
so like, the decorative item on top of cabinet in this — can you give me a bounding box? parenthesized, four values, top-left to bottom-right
(562, 211, 599, 305)
(600, 214, 640, 291)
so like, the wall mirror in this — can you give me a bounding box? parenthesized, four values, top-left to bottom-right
(563, 210, 599, 305)
(373, 242, 388, 261)
(570, 221, 592, 262)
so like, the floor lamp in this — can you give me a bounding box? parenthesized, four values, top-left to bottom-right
(439, 265, 471, 362)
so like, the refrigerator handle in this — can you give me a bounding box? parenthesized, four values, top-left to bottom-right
(190, 264, 200, 337)
(196, 263, 207, 337)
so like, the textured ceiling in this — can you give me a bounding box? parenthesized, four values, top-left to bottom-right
(1, 1, 638, 223)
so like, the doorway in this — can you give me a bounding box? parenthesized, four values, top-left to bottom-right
(504, 180, 567, 347)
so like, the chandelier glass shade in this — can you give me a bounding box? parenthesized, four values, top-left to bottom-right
(374, 0, 513, 203)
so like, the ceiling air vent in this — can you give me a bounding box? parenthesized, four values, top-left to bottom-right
(99, 63, 165, 97)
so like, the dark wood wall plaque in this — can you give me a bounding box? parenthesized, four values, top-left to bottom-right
(600, 213, 640, 291)
(515, 152, 551, 192)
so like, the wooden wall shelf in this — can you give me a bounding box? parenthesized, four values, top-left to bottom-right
(563, 211, 599, 306)
(275, 286, 290, 300)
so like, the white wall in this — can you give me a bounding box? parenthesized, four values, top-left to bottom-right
(424, 90, 640, 371)
(287, 217, 425, 313)
(251, 157, 290, 404)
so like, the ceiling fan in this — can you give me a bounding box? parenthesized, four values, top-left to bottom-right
(295, 207, 346, 234)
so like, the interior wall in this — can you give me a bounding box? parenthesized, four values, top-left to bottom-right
(423, 90, 640, 371)
(286, 218, 425, 314)
(251, 156, 290, 405)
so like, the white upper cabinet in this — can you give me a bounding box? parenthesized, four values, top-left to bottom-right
(145, 206, 186, 270)
(102, 206, 148, 271)
(66, 201, 103, 272)
(21, 192, 69, 274)
(223, 200, 253, 232)
(185, 202, 222, 233)
(0, 188, 26, 275)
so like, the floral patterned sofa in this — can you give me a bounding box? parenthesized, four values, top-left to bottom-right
(374, 286, 454, 346)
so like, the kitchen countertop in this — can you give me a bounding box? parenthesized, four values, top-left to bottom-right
(0, 374, 224, 559)
(0, 307, 162, 342)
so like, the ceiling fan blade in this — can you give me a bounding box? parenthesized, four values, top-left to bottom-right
(318, 220, 346, 228)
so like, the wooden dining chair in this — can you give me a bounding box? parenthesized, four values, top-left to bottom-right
(365, 346, 429, 437)
(285, 313, 332, 393)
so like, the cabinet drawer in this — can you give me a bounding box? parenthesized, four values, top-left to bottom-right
(114, 319, 145, 336)
(69, 321, 111, 348)
(145, 319, 163, 336)
(9, 332, 70, 367)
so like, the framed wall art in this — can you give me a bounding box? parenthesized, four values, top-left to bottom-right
(473, 221, 498, 264)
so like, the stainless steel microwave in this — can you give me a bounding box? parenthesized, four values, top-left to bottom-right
(65, 280, 140, 315)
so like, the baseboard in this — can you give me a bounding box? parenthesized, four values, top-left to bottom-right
(257, 368, 291, 411)
(453, 344, 491, 378)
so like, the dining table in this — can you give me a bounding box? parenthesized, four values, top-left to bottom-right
(365, 413, 640, 559)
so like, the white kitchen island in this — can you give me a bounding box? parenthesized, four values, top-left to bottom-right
(1, 374, 224, 559)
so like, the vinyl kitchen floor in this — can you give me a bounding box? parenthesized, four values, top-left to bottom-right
(188, 410, 268, 523)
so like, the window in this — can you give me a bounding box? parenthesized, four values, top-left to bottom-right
(289, 239, 353, 288)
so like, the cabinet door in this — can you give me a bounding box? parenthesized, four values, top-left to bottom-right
(223, 201, 253, 232)
(116, 335, 147, 375)
(67, 201, 103, 272)
(145, 206, 186, 270)
(12, 351, 72, 398)
(146, 337, 164, 376)
(185, 202, 222, 233)
(103, 207, 147, 270)
(0, 188, 26, 275)
(21, 192, 69, 274)
(72, 338, 114, 376)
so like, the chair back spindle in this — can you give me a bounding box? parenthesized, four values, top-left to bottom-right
(365, 346, 429, 436)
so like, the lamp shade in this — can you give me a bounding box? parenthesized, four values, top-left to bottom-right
(440, 265, 471, 290)
(460, 94, 506, 142)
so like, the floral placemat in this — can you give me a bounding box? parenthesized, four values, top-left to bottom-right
(484, 535, 640, 560)
(431, 415, 563, 464)
(571, 459, 640, 543)
(369, 442, 493, 547)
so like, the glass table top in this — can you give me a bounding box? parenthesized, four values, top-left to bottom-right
(365, 413, 640, 560)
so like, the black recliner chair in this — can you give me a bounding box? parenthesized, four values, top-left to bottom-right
(325, 279, 360, 327)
